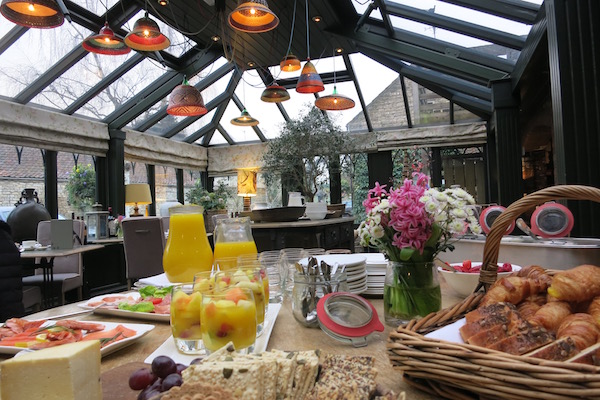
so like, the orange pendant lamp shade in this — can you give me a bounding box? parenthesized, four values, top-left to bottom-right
(228, 0, 279, 33)
(296, 60, 324, 94)
(167, 80, 207, 117)
(260, 85, 290, 103)
(0, 0, 63, 28)
(124, 12, 170, 51)
(280, 54, 301, 72)
(82, 22, 131, 55)
(315, 86, 355, 111)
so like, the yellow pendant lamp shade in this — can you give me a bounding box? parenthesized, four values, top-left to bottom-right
(231, 109, 259, 126)
(82, 22, 131, 55)
(0, 0, 63, 28)
(124, 12, 170, 51)
(228, 0, 279, 33)
(280, 54, 301, 72)
(315, 86, 355, 111)
(260, 84, 290, 103)
(296, 60, 324, 94)
(167, 79, 208, 117)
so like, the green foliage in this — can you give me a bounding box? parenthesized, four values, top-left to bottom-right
(186, 180, 230, 210)
(261, 106, 356, 202)
(65, 164, 96, 212)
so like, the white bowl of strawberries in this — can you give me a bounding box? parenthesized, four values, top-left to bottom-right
(438, 260, 521, 298)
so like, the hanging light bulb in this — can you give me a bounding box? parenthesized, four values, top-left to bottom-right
(231, 109, 259, 126)
(124, 11, 170, 51)
(167, 77, 208, 117)
(315, 86, 355, 111)
(261, 84, 290, 103)
(82, 22, 131, 55)
(0, 0, 64, 28)
(158, 0, 168, 5)
(280, 54, 301, 72)
(228, 0, 279, 33)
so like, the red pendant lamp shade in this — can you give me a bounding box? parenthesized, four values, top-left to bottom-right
(0, 0, 63, 28)
(315, 86, 355, 111)
(261, 85, 290, 103)
(82, 22, 131, 55)
(228, 0, 279, 33)
(296, 60, 324, 94)
(167, 80, 207, 117)
(124, 12, 170, 51)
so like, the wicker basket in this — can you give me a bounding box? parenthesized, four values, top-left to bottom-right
(387, 185, 600, 400)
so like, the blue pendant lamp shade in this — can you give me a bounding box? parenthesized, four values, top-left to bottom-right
(231, 109, 259, 126)
(296, 59, 324, 94)
(261, 84, 290, 103)
(82, 22, 131, 55)
(228, 0, 279, 33)
(0, 0, 63, 28)
(167, 78, 207, 117)
(315, 86, 355, 111)
(124, 11, 170, 51)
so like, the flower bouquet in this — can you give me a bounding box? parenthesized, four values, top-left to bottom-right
(357, 174, 481, 325)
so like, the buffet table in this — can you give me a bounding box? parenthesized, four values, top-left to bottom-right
(7, 286, 463, 400)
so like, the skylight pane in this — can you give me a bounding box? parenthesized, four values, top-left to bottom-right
(168, 109, 216, 142)
(69, 0, 120, 14)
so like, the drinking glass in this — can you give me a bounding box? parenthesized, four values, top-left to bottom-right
(170, 283, 204, 354)
(258, 252, 284, 303)
(280, 248, 308, 298)
(200, 287, 257, 354)
(213, 256, 238, 272)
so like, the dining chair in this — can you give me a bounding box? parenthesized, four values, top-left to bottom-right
(22, 219, 86, 305)
(122, 217, 166, 289)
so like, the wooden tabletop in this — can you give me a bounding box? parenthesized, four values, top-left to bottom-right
(10, 285, 463, 399)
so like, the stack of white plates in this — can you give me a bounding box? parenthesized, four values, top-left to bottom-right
(361, 252, 387, 296)
(299, 254, 368, 294)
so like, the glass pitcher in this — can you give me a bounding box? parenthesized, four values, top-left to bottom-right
(213, 217, 257, 269)
(163, 205, 213, 283)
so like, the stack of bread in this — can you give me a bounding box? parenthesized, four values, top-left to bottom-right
(156, 343, 404, 399)
(460, 264, 600, 363)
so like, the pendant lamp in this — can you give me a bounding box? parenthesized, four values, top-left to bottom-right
(315, 86, 355, 111)
(0, 0, 64, 28)
(231, 109, 259, 126)
(124, 11, 170, 52)
(228, 0, 279, 33)
(261, 84, 290, 103)
(296, 0, 324, 93)
(167, 78, 207, 117)
(82, 22, 131, 55)
(280, 54, 301, 72)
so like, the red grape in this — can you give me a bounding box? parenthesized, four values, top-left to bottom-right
(152, 355, 177, 379)
(161, 373, 183, 392)
(175, 363, 187, 375)
(129, 368, 156, 390)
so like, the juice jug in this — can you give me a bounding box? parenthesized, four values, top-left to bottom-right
(163, 205, 213, 283)
(213, 217, 257, 268)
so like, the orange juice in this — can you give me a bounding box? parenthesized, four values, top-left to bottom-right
(213, 241, 257, 267)
(163, 207, 213, 283)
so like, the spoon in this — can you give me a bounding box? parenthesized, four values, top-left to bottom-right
(435, 259, 457, 272)
(516, 218, 540, 241)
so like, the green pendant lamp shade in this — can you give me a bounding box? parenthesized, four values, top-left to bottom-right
(228, 0, 279, 33)
(231, 109, 259, 126)
(261, 85, 290, 103)
(124, 11, 170, 51)
(82, 22, 131, 55)
(296, 59, 324, 94)
(315, 86, 355, 111)
(0, 0, 63, 28)
(167, 78, 207, 117)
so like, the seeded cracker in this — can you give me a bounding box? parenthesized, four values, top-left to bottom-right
(158, 381, 235, 400)
(182, 361, 264, 400)
(306, 355, 378, 400)
(290, 350, 320, 400)
(269, 349, 297, 400)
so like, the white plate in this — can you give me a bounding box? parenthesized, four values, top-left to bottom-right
(299, 254, 367, 268)
(346, 270, 368, 281)
(78, 293, 171, 322)
(144, 303, 282, 365)
(0, 320, 154, 357)
(424, 318, 466, 344)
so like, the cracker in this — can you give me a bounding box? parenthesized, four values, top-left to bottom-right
(290, 350, 320, 400)
(183, 361, 264, 400)
(159, 381, 235, 400)
(268, 349, 297, 399)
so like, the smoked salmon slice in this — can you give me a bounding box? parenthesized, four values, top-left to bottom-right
(81, 324, 137, 347)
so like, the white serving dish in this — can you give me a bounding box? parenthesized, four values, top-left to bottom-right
(438, 262, 521, 298)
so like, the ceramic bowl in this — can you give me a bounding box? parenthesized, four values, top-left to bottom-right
(438, 262, 522, 298)
(305, 210, 327, 220)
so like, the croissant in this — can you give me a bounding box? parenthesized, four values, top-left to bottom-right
(587, 296, 600, 327)
(556, 313, 600, 351)
(517, 265, 553, 287)
(480, 276, 549, 307)
(528, 301, 572, 333)
(517, 300, 542, 320)
(547, 264, 600, 302)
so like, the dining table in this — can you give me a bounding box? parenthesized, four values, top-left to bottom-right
(3, 283, 465, 400)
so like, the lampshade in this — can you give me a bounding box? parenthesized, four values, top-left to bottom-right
(82, 22, 131, 55)
(228, 0, 279, 33)
(280, 54, 301, 72)
(167, 79, 207, 116)
(260, 84, 290, 103)
(125, 183, 152, 217)
(0, 0, 64, 28)
(296, 60, 324, 94)
(237, 169, 257, 212)
(315, 86, 355, 111)
(231, 109, 259, 126)
(124, 11, 170, 52)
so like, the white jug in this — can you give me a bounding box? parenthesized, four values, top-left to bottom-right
(288, 192, 305, 207)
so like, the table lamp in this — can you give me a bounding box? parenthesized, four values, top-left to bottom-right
(237, 169, 257, 212)
(125, 183, 152, 217)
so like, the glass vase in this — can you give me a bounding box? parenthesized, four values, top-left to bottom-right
(383, 261, 441, 326)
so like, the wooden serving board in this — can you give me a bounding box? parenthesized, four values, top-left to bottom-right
(101, 362, 148, 400)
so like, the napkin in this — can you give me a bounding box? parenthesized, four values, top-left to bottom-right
(135, 273, 179, 288)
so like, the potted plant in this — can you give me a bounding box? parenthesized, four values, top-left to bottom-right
(186, 180, 230, 233)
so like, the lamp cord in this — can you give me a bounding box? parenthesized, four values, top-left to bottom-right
(305, 0, 310, 59)
(284, 0, 297, 58)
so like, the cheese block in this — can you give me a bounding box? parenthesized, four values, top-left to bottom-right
(0, 340, 102, 400)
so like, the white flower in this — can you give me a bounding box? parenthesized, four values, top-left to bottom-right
(451, 208, 467, 219)
(470, 224, 482, 234)
(449, 220, 466, 234)
(370, 224, 385, 239)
